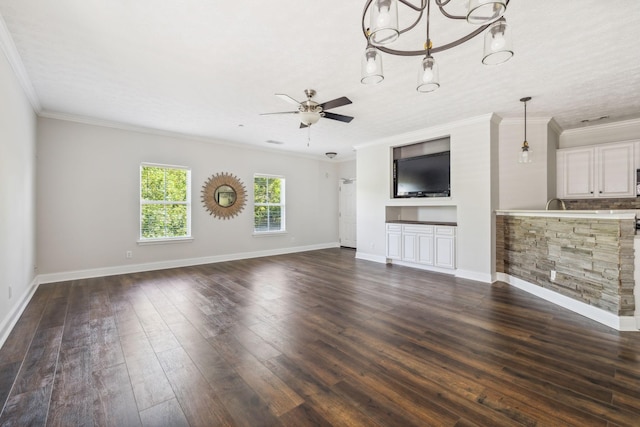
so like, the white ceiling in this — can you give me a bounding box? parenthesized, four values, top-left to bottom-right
(1, 1, 639, 159)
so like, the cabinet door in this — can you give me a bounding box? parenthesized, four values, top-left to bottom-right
(434, 236, 455, 269)
(562, 148, 595, 198)
(386, 232, 402, 259)
(597, 142, 635, 197)
(402, 233, 417, 262)
(416, 234, 434, 265)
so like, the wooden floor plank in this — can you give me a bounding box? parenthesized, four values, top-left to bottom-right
(0, 248, 639, 426)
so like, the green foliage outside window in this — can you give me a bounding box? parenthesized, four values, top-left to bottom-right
(140, 166, 190, 239)
(254, 176, 284, 232)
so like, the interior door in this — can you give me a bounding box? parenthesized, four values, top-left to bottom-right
(339, 179, 357, 248)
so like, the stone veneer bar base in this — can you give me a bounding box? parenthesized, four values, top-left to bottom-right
(496, 211, 639, 331)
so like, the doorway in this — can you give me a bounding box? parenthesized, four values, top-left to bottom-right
(339, 178, 356, 248)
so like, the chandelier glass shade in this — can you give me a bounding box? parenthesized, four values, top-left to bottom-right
(417, 55, 440, 92)
(361, 47, 384, 84)
(361, 0, 513, 92)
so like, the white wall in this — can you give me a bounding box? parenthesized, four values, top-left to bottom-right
(355, 115, 498, 282)
(0, 50, 37, 342)
(498, 118, 559, 209)
(36, 118, 339, 277)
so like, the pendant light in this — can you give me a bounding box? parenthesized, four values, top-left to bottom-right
(519, 96, 532, 164)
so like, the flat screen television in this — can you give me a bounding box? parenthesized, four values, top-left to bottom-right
(393, 151, 450, 198)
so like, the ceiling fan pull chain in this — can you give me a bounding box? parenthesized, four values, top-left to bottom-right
(307, 126, 311, 147)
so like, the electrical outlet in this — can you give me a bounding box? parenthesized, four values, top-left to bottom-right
(126, 251, 133, 259)
(550, 270, 556, 281)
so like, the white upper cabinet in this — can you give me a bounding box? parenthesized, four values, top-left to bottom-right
(557, 141, 635, 199)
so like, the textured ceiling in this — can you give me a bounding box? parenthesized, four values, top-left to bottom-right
(1, 1, 639, 158)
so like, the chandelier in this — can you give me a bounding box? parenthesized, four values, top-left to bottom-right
(361, 0, 513, 92)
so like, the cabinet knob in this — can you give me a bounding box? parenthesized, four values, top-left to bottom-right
(599, 190, 603, 193)
(590, 191, 594, 194)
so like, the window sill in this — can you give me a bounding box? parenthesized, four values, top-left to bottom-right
(137, 236, 194, 245)
(252, 231, 287, 237)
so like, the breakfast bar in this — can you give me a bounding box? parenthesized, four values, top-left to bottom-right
(495, 209, 639, 331)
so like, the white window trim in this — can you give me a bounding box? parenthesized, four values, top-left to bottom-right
(253, 173, 286, 234)
(140, 163, 192, 243)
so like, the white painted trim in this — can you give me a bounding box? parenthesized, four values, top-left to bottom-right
(498, 116, 554, 126)
(38, 242, 339, 284)
(561, 117, 640, 138)
(354, 252, 387, 264)
(0, 13, 41, 111)
(455, 269, 492, 283)
(388, 259, 455, 275)
(496, 273, 639, 331)
(0, 277, 39, 350)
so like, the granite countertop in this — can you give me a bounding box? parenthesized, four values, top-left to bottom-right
(386, 220, 458, 226)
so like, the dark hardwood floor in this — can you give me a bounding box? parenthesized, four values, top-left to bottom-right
(0, 248, 639, 426)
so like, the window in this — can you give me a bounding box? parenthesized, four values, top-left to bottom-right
(140, 164, 191, 241)
(254, 174, 285, 233)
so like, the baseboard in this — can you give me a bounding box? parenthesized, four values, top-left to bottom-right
(455, 269, 492, 283)
(38, 242, 340, 284)
(354, 252, 387, 264)
(0, 277, 39, 349)
(389, 259, 456, 276)
(496, 272, 639, 332)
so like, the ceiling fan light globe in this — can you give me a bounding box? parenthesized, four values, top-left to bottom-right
(299, 111, 321, 126)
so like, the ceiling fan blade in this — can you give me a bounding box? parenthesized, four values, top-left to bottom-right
(260, 111, 298, 116)
(319, 96, 352, 111)
(299, 122, 309, 129)
(275, 94, 301, 105)
(323, 112, 354, 123)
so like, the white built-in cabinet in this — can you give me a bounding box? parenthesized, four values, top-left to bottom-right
(386, 223, 456, 270)
(557, 141, 635, 199)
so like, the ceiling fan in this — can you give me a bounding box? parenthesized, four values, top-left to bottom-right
(261, 89, 354, 128)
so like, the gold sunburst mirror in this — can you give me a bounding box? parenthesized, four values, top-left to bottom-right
(201, 172, 247, 220)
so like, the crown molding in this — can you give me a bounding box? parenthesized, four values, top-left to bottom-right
(354, 113, 497, 151)
(0, 13, 41, 112)
(560, 116, 640, 137)
(38, 110, 339, 162)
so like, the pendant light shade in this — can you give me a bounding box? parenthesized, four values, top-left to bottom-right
(467, 0, 507, 25)
(416, 55, 440, 93)
(482, 18, 513, 65)
(369, 0, 399, 46)
(361, 46, 384, 84)
(519, 96, 533, 163)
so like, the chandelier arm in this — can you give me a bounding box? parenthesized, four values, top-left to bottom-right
(399, 0, 426, 35)
(375, 23, 489, 56)
(397, 0, 426, 12)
